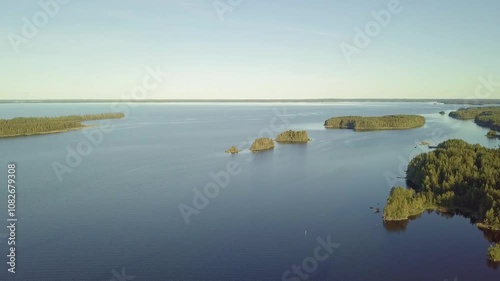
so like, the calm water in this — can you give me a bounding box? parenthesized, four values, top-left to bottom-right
(0, 102, 499, 281)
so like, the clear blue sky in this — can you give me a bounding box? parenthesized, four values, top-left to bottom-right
(1, 0, 499, 100)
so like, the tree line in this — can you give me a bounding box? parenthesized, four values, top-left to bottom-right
(449, 106, 500, 131)
(0, 113, 124, 137)
(383, 139, 500, 260)
(324, 115, 425, 131)
(384, 139, 500, 227)
(275, 130, 310, 143)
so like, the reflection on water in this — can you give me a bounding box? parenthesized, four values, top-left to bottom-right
(383, 219, 410, 233)
(487, 259, 500, 270)
(0, 102, 499, 280)
(482, 229, 500, 244)
(383, 213, 423, 233)
(383, 208, 500, 268)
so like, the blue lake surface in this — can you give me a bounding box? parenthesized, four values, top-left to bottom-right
(0, 102, 499, 280)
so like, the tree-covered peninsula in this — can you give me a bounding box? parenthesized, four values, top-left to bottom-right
(275, 130, 311, 143)
(249, 138, 274, 152)
(449, 107, 500, 131)
(324, 115, 425, 131)
(0, 113, 124, 138)
(383, 139, 500, 261)
(476, 112, 500, 132)
(383, 139, 500, 231)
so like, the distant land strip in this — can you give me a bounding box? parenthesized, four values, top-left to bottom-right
(1, 99, 500, 105)
(0, 113, 124, 138)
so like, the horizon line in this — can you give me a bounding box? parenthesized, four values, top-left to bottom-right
(1, 98, 499, 104)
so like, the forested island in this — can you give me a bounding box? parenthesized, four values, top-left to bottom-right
(0, 113, 125, 138)
(226, 130, 309, 155)
(225, 146, 241, 154)
(249, 138, 274, 152)
(449, 107, 500, 131)
(324, 115, 425, 131)
(275, 130, 311, 143)
(383, 139, 500, 260)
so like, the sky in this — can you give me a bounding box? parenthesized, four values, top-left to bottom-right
(1, 0, 499, 100)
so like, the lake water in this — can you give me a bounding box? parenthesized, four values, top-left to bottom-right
(0, 102, 499, 281)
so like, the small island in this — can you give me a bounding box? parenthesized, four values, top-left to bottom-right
(225, 146, 241, 154)
(486, 130, 500, 139)
(383, 139, 500, 261)
(324, 115, 425, 131)
(439, 111, 446, 115)
(0, 113, 125, 138)
(249, 138, 274, 152)
(449, 107, 500, 131)
(275, 130, 311, 143)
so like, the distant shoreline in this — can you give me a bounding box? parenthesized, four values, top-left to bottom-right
(0, 126, 86, 139)
(1, 99, 500, 105)
(0, 113, 124, 138)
